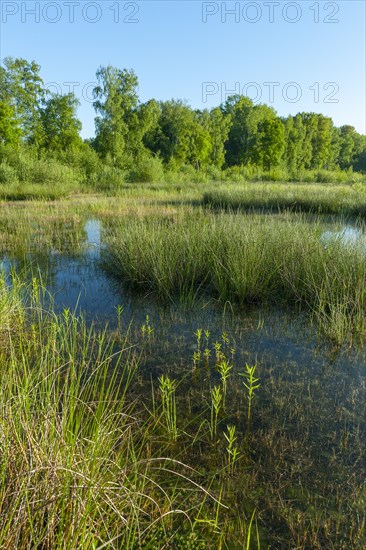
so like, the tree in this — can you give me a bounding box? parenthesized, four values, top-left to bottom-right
(208, 107, 232, 168)
(223, 96, 254, 166)
(282, 114, 306, 172)
(328, 126, 341, 169)
(312, 114, 333, 169)
(0, 100, 21, 146)
(40, 93, 82, 151)
(352, 134, 366, 173)
(125, 99, 160, 161)
(145, 100, 212, 169)
(300, 113, 318, 169)
(93, 65, 157, 167)
(337, 125, 359, 170)
(1, 57, 45, 146)
(252, 118, 285, 169)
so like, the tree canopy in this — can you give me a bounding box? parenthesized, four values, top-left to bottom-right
(0, 57, 365, 175)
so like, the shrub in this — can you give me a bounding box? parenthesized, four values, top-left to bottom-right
(128, 156, 165, 183)
(0, 162, 19, 185)
(88, 165, 126, 190)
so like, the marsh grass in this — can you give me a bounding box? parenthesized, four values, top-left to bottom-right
(0, 203, 88, 256)
(105, 211, 366, 345)
(1, 268, 366, 547)
(2, 183, 366, 547)
(0, 272, 225, 549)
(203, 182, 366, 217)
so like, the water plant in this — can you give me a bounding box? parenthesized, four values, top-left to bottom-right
(158, 374, 178, 442)
(217, 359, 232, 409)
(210, 385, 223, 442)
(240, 363, 260, 435)
(224, 425, 240, 475)
(141, 314, 154, 341)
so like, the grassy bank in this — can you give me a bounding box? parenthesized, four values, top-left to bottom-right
(105, 210, 366, 345)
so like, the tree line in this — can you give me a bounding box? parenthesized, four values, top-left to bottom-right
(1, 57, 365, 176)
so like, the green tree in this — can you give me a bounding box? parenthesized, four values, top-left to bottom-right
(145, 100, 212, 169)
(312, 114, 333, 169)
(40, 93, 82, 152)
(208, 107, 232, 168)
(252, 117, 285, 169)
(352, 134, 366, 172)
(93, 66, 139, 166)
(223, 97, 279, 167)
(282, 114, 306, 172)
(93, 65, 158, 168)
(327, 126, 341, 169)
(1, 57, 45, 146)
(0, 100, 22, 146)
(300, 113, 318, 169)
(223, 95, 254, 166)
(338, 125, 359, 170)
(125, 99, 160, 162)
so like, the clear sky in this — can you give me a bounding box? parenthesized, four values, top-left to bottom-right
(1, 0, 365, 138)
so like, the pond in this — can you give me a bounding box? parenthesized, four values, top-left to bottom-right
(321, 225, 366, 249)
(1, 215, 366, 547)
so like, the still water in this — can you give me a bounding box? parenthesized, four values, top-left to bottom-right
(1, 218, 365, 372)
(2, 217, 366, 547)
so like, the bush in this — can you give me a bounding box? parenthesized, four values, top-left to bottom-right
(88, 165, 126, 190)
(128, 156, 165, 183)
(55, 144, 101, 178)
(179, 164, 208, 183)
(0, 162, 19, 185)
(25, 159, 79, 186)
(205, 165, 223, 182)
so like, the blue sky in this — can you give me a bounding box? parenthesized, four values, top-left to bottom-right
(1, 0, 365, 138)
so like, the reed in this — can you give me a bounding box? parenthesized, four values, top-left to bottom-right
(203, 181, 366, 217)
(105, 211, 366, 345)
(0, 272, 221, 548)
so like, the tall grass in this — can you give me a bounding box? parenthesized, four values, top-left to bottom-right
(219, 165, 366, 184)
(203, 182, 366, 217)
(104, 211, 366, 344)
(0, 271, 221, 548)
(0, 158, 82, 200)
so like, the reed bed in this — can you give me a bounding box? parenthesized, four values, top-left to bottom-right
(105, 211, 366, 345)
(203, 182, 366, 217)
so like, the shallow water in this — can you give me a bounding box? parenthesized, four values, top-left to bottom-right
(2, 216, 366, 547)
(1, 218, 365, 372)
(321, 225, 366, 249)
